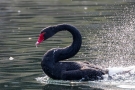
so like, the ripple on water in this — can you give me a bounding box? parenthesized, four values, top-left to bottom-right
(35, 66, 135, 89)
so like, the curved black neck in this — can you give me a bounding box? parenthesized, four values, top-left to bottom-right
(44, 24, 82, 62)
(53, 24, 82, 62)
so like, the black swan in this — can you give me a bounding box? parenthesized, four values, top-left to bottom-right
(36, 24, 108, 81)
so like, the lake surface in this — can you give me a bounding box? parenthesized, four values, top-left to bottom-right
(0, 0, 135, 90)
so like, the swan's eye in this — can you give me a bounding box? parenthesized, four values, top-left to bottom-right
(35, 32, 46, 46)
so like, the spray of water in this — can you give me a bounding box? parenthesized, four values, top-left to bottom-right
(101, 5, 135, 67)
(79, 4, 135, 86)
(93, 5, 135, 87)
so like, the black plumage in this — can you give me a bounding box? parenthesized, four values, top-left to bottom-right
(36, 24, 108, 81)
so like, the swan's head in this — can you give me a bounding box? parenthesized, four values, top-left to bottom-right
(35, 26, 56, 46)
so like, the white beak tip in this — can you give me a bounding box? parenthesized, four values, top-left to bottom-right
(35, 41, 40, 48)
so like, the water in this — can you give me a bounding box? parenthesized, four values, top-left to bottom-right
(0, 0, 135, 90)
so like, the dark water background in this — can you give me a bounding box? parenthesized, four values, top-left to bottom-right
(0, 0, 135, 90)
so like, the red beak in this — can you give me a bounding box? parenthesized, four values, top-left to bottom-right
(35, 32, 45, 46)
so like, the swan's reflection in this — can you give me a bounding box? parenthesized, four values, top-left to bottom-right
(43, 84, 103, 90)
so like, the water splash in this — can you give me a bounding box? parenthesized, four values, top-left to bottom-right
(117, 85, 135, 89)
(102, 66, 135, 89)
(35, 75, 49, 84)
(36, 68, 135, 89)
(105, 66, 135, 81)
(79, 5, 135, 88)
(35, 75, 71, 85)
(97, 6, 135, 87)
(97, 5, 135, 67)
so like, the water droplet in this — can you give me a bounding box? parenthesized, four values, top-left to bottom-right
(9, 57, 14, 60)
(84, 7, 87, 10)
(28, 37, 32, 40)
(18, 10, 21, 13)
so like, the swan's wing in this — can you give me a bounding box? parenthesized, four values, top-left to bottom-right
(61, 70, 83, 80)
(61, 69, 104, 80)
